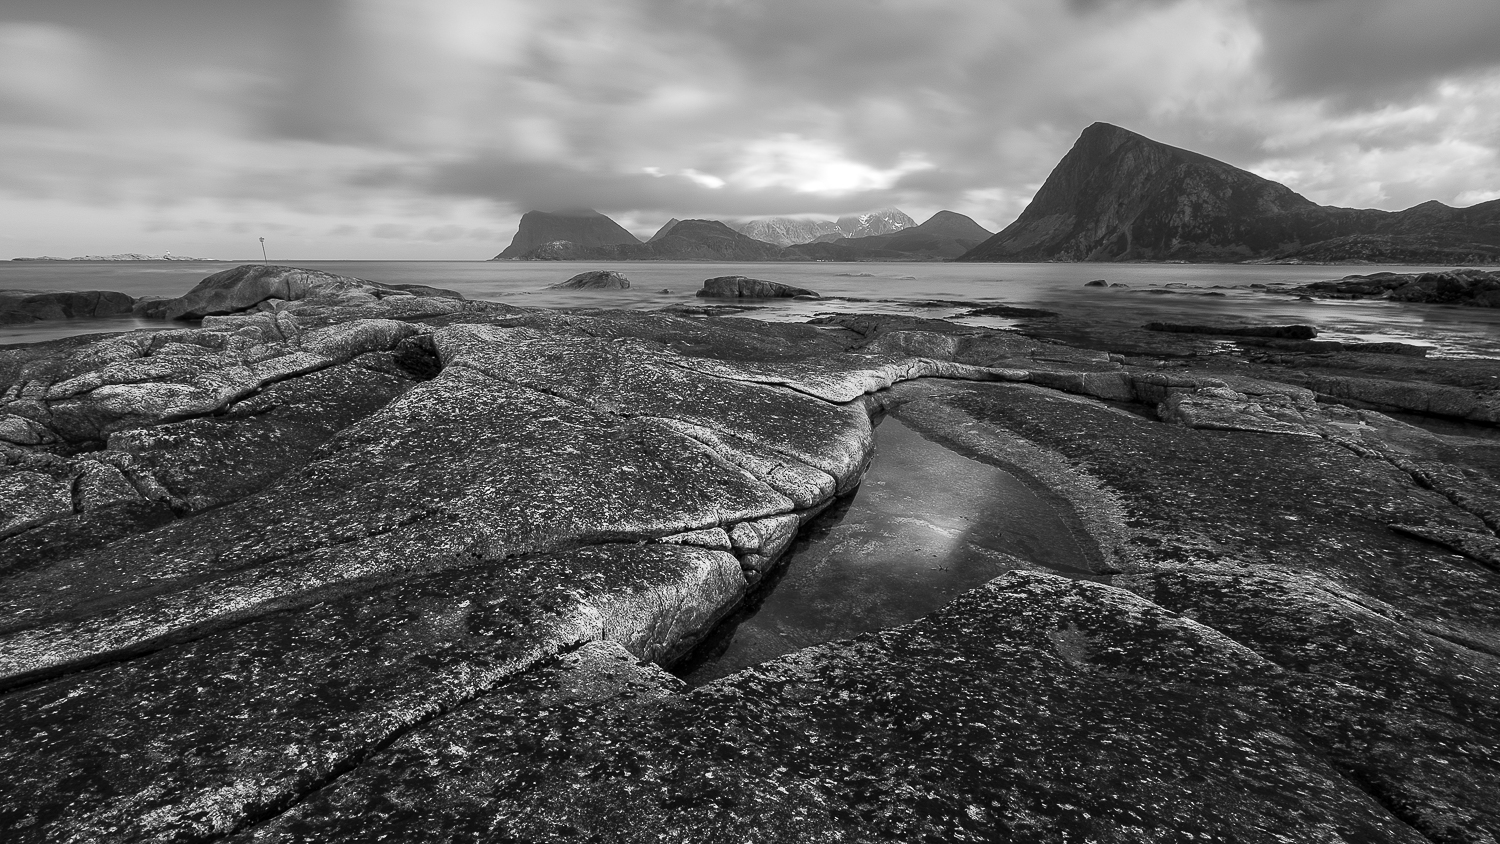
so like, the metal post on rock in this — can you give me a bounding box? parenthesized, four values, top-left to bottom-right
(259, 237, 268, 262)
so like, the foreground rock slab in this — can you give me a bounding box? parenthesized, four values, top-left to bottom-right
(1, 266, 1498, 842)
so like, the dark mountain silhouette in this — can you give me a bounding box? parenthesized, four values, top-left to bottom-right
(958, 122, 1500, 264)
(512, 219, 787, 261)
(493, 209, 641, 259)
(788, 210, 992, 260)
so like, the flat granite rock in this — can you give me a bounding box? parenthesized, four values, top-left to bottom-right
(2, 280, 1498, 843)
(889, 378, 1500, 842)
(233, 572, 1425, 843)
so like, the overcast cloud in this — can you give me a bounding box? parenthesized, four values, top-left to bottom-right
(2, 0, 1498, 258)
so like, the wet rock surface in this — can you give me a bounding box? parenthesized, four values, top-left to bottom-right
(1, 265, 1497, 842)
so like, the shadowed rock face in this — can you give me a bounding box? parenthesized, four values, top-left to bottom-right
(0, 290, 136, 324)
(959, 122, 1500, 263)
(0, 266, 1498, 842)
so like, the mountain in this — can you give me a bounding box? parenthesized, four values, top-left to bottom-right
(732, 217, 843, 247)
(648, 218, 681, 242)
(836, 208, 917, 239)
(733, 208, 917, 246)
(958, 122, 1500, 263)
(512, 219, 787, 261)
(493, 209, 641, 259)
(786, 210, 992, 261)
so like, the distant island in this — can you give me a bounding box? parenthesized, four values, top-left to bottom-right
(492, 122, 1500, 264)
(11, 254, 221, 262)
(491, 208, 993, 262)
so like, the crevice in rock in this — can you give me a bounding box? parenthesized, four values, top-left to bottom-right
(218, 640, 589, 842)
(1333, 763, 1444, 844)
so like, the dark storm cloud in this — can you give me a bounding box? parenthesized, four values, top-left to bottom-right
(1251, 0, 1500, 103)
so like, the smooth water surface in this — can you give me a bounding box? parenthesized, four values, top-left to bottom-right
(679, 416, 1095, 686)
(4, 259, 1497, 357)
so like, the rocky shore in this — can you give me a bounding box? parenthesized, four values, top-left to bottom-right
(1, 265, 1497, 842)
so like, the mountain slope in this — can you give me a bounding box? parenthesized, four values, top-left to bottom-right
(493, 210, 641, 259)
(958, 123, 1500, 263)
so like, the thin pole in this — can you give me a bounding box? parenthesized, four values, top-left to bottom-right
(259, 237, 268, 262)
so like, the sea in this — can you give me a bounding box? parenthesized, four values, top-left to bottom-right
(3, 260, 1499, 359)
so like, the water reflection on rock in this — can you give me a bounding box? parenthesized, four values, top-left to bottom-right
(679, 415, 1095, 685)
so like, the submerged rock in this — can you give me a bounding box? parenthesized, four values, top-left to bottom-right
(696, 276, 819, 299)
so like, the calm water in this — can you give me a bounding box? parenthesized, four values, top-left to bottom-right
(678, 416, 1096, 686)
(3, 259, 1499, 357)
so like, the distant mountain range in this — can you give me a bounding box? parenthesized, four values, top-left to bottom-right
(492, 208, 989, 262)
(957, 122, 1500, 264)
(491, 124, 1500, 264)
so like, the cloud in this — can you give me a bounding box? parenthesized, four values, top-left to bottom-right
(1, 0, 1499, 258)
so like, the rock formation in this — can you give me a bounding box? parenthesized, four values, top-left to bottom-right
(1292, 268, 1500, 307)
(696, 276, 819, 299)
(959, 122, 1500, 263)
(0, 290, 136, 323)
(492, 209, 641, 260)
(549, 270, 631, 290)
(0, 264, 1497, 842)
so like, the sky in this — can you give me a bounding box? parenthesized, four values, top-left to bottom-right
(2, 0, 1499, 260)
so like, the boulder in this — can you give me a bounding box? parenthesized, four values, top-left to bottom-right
(548, 270, 630, 290)
(696, 276, 819, 299)
(159, 265, 464, 321)
(1083, 279, 1108, 287)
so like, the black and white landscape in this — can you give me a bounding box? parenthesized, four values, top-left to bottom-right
(3, 2, 1500, 843)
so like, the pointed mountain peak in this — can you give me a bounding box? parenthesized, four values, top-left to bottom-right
(649, 218, 682, 242)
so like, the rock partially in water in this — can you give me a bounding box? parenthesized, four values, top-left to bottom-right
(1144, 321, 1318, 339)
(549, 270, 630, 290)
(1295, 268, 1500, 307)
(0, 290, 136, 323)
(697, 276, 819, 299)
(159, 264, 466, 320)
